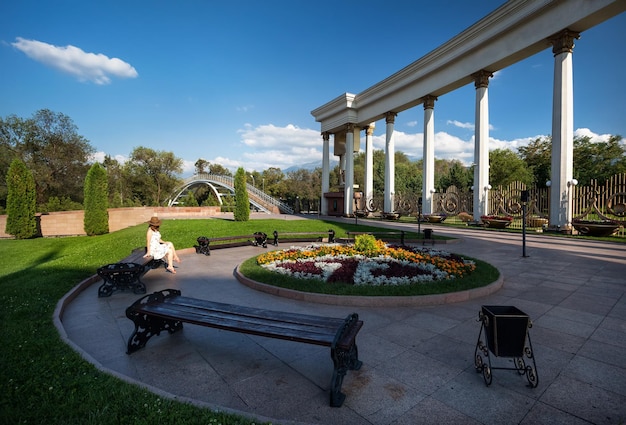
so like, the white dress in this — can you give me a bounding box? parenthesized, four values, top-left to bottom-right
(149, 230, 169, 260)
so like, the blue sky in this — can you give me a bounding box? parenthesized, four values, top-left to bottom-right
(1, 1, 625, 176)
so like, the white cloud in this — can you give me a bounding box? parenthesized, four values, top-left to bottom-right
(12, 37, 138, 84)
(446, 119, 494, 131)
(447, 119, 474, 130)
(574, 128, 613, 144)
(103, 124, 613, 178)
(91, 151, 128, 164)
(236, 105, 255, 112)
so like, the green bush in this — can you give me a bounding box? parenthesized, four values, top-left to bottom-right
(83, 163, 109, 235)
(40, 196, 84, 212)
(233, 167, 250, 221)
(5, 159, 37, 239)
(354, 234, 379, 253)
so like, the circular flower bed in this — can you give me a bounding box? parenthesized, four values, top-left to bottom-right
(256, 240, 476, 287)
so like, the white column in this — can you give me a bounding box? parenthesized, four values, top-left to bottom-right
(384, 112, 397, 213)
(321, 132, 330, 215)
(472, 70, 492, 220)
(344, 124, 355, 216)
(549, 29, 579, 230)
(422, 95, 437, 215)
(364, 123, 375, 208)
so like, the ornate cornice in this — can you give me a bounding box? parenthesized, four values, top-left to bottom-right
(549, 28, 580, 56)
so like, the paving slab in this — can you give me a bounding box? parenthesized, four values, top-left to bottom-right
(56, 217, 626, 425)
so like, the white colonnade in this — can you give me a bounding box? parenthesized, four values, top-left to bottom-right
(312, 0, 625, 228)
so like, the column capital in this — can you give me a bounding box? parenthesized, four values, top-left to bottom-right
(549, 29, 580, 56)
(385, 111, 397, 124)
(472, 70, 493, 89)
(346, 123, 356, 132)
(366, 124, 375, 136)
(322, 132, 330, 141)
(422, 95, 438, 109)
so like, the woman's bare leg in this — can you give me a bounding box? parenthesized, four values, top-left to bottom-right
(167, 242, 181, 262)
(165, 250, 176, 273)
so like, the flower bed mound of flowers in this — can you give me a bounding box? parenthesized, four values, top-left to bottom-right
(256, 240, 476, 287)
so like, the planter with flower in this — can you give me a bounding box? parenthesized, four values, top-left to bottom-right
(480, 215, 514, 229)
(423, 213, 447, 223)
(255, 234, 477, 289)
(526, 216, 548, 228)
(572, 218, 621, 237)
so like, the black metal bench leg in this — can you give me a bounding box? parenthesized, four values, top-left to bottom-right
(329, 343, 362, 407)
(126, 312, 183, 354)
(126, 289, 184, 354)
(98, 279, 115, 297)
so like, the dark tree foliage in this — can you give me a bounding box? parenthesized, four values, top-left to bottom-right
(489, 149, 534, 187)
(437, 160, 473, 191)
(517, 135, 626, 187)
(83, 163, 109, 236)
(0, 109, 94, 206)
(124, 147, 183, 206)
(573, 135, 626, 185)
(233, 167, 249, 221)
(5, 159, 37, 239)
(517, 137, 552, 187)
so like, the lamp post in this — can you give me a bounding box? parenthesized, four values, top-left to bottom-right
(521, 190, 529, 257)
(567, 179, 578, 229)
(248, 174, 255, 188)
(417, 197, 423, 238)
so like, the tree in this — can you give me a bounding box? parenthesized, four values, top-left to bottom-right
(437, 160, 473, 190)
(208, 162, 232, 176)
(517, 136, 552, 187)
(233, 167, 249, 221)
(179, 191, 199, 207)
(124, 147, 183, 205)
(574, 135, 626, 185)
(83, 163, 109, 236)
(194, 158, 209, 174)
(489, 148, 533, 187)
(0, 110, 94, 207)
(5, 159, 37, 239)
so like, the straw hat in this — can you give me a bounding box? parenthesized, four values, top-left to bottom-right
(148, 216, 161, 226)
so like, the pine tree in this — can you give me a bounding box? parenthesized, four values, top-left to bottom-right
(233, 167, 250, 221)
(5, 159, 37, 239)
(83, 163, 109, 235)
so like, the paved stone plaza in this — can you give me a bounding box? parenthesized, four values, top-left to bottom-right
(57, 217, 626, 424)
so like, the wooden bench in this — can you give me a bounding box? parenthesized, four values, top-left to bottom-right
(345, 230, 407, 245)
(97, 247, 166, 297)
(125, 289, 363, 407)
(271, 229, 336, 245)
(195, 232, 268, 255)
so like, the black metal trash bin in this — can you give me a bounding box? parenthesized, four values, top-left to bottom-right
(482, 305, 528, 357)
(474, 305, 538, 388)
(423, 228, 433, 239)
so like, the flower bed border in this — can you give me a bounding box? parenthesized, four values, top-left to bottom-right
(235, 265, 504, 307)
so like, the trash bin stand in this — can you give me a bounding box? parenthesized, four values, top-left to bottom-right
(474, 305, 539, 388)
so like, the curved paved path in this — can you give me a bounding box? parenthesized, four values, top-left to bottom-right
(56, 218, 626, 425)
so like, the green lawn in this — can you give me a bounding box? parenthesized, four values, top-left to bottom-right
(0, 218, 431, 425)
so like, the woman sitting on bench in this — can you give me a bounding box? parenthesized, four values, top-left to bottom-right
(144, 216, 181, 273)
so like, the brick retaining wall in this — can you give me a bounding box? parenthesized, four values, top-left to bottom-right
(0, 206, 222, 238)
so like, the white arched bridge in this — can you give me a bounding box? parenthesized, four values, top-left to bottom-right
(166, 173, 293, 214)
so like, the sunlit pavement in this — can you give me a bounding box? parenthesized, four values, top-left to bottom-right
(56, 216, 626, 425)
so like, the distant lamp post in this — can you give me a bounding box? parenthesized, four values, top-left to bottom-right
(248, 174, 255, 188)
